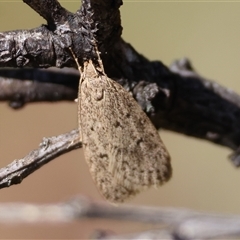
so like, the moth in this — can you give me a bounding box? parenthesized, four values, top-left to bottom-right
(71, 48, 172, 203)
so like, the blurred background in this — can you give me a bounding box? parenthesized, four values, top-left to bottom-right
(1, 1, 240, 239)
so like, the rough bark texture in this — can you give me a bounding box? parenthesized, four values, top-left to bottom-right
(1, 0, 240, 166)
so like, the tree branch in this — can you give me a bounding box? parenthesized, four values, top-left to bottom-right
(0, 129, 80, 188)
(0, 68, 78, 108)
(1, 196, 240, 239)
(1, 0, 240, 188)
(1, 2, 240, 238)
(23, 0, 70, 26)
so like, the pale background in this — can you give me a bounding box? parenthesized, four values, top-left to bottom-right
(1, 1, 240, 239)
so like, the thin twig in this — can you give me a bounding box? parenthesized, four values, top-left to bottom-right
(0, 129, 81, 188)
(1, 0, 240, 159)
(1, 196, 240, 239)
(170, 58, 240, 108)
(93, 229, 174, 240)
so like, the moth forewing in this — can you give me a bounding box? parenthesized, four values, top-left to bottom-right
(78, 61, 172, 203)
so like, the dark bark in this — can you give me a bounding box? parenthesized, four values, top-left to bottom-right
(0, 67, 78, 108)
(1, 0, 240, 166)
(23, 0, 70, 26)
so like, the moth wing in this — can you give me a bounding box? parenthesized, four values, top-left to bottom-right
(79, 65, 172, 203)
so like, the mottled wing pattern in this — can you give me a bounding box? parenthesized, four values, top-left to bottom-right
(79, 62, 172, 203)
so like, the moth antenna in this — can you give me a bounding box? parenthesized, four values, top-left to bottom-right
(69, 48, 82, 72)
(89, 60, 98, 76)
(92, 42, 106, 74)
